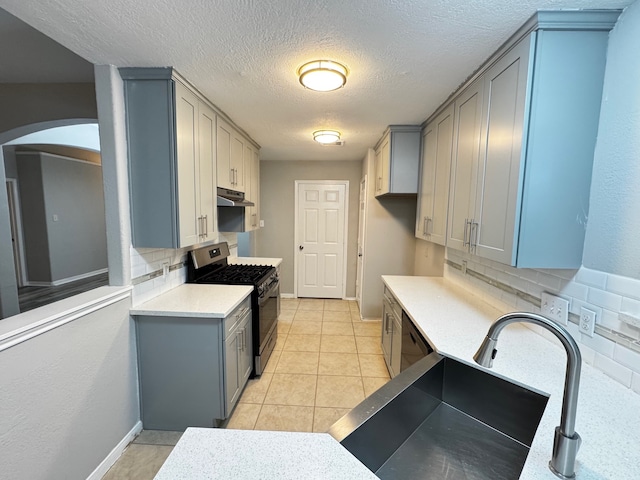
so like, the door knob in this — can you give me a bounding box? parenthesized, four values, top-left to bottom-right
(299, 245, 304, 250)
(358, 253, 363, 257)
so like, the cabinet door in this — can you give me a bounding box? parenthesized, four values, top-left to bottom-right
(253, 149, 260, 228)
(238, 311, 253, 386)
(374, 147, 384, 195)
(390, 312, 402, 377)
(243, 143, 255, 231)
(174, 81, 200, 247)
(473, 38, 532, 264)
(381, 302, 393, 374)
(417, 104, 454, 245)
(447, 79, 484, 252)
(198, 102, 217, 242)
(217, 118, 233, 189)
(416, 124, 436, 240)
(231, 131, 245, 191)
(224, 328, 241, 415)
(378, 137, 391, 196)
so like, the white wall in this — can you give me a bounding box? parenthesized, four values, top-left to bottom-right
(582, 2, 640, 278)
(0, 291, 138, 480)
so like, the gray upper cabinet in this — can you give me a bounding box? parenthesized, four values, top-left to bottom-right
(446, 79, 484, 252)
(217, 118, 246, 192)
(439, 10, 619, 268)
(121, 68, 217, 248)
(416, 104, 454, 245)
(374, 126, 421, 197)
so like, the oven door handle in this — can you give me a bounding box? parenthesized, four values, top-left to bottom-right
(258, 281, 279, 306)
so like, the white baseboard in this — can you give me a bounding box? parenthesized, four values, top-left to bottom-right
(280, 294, 358, 301)
(86, 420, 143, 480)
(25, 268, 108, 287)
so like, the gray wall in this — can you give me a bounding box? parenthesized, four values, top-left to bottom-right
(17, 151, 108, 283)
(0, 293, 138, 479)
(583, 2, 640, 279)
(256, 160, 361, 296)
(0, 83, 97, 136)
(359, 149, 417, 319)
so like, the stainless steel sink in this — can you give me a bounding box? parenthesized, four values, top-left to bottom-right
(328, 353, 549, 480)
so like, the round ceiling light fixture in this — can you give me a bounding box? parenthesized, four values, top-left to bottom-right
(313, 130, 341, 144)
(298, 60, 348, 92)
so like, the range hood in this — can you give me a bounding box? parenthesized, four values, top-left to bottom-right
(217, 187, 254, 207)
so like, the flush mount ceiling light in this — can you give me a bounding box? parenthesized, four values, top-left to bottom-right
(313, 130, 341, 144)
(298, 60, 348, 92)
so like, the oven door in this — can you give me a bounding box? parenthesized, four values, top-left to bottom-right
(256, 277, 280, 374)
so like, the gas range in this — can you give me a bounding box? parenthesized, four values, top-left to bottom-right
(186, 243, 280, 376)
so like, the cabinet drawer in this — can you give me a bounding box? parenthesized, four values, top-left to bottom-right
(383, 287, 402, 320)
(224, 296, 251, 339)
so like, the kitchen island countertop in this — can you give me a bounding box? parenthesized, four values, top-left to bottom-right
(130, 284, 253, 318)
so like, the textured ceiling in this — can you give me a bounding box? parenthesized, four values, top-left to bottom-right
(0, 0, 632, 161)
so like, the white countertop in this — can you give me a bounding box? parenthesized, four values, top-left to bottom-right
(155, 428, 377, 480)
(130, 284, 253, 318)
(229, 256, 282, 268)
(151, 276, 640, 479)
(382, 275, 640, 480)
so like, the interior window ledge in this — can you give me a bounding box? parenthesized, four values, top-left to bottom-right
(0, 285, 132, 352)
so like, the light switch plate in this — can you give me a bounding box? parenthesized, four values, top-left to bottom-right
(541, 292, 569, 325)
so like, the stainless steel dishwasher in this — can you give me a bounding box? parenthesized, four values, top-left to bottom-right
(401, 311, 433, 371)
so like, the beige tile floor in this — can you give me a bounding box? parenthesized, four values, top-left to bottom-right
(101, 299, 388, 479)
(227, 298, 390, 434)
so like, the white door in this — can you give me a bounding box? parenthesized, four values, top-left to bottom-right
(296, 182, 347, 299)
(356, 177, 366, 309)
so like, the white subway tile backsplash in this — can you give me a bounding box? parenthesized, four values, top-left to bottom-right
(594, 353, 633, 387)
(621, 297, 640, 317)
(575, 268, 608, 289)
(606, 274, 640, 301)
(559, 281, 589, 302)
(580, 328, 614, 357)
(443, 249, 640, 394)
(614, 345, 640, 374)
(599, 309, 625, 332)
(578, 343, 596, 366)
(587, 288, 623, 312)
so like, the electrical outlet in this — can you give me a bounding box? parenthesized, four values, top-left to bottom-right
(259, 220, 264, 227)
(540, 292, 569, 325)
(580, 307, 597, 337)
(461, 260, 467, 274)
(162, 262, 170, 278)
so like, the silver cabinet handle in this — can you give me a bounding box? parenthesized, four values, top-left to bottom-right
(243, 327, 247, 351)
(230, 168, 234, 185)
(423, 216, 428, 236)
(203, 215, 208, 237)
(426, 217, 432, 235)
(463, 218, 470, 247)
(470, 220, 479, 251)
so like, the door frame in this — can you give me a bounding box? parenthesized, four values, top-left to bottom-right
(293, 180, 349, 299)
(356, 175, 367, 308)
(5, 178, 27, 287)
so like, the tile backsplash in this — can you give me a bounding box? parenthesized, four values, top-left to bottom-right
(444, 248, 640, 395)
(130, 232, 238, 305)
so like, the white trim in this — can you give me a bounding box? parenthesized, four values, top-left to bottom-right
(5, 178, 27, 286)
(293, 180, 349, 299)
(0, 286, 131, 352)
(23, 268, 109, 287)
(15, 150, 102, 166)
(86, 421, 143, 480)
(280, 293, 296, 299)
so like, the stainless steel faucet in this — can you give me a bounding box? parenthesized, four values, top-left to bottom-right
(474, 312, 582, 479)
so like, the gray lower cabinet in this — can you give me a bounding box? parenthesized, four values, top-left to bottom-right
(135, 296, 252, 430)
(381, 287, 402, 378)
